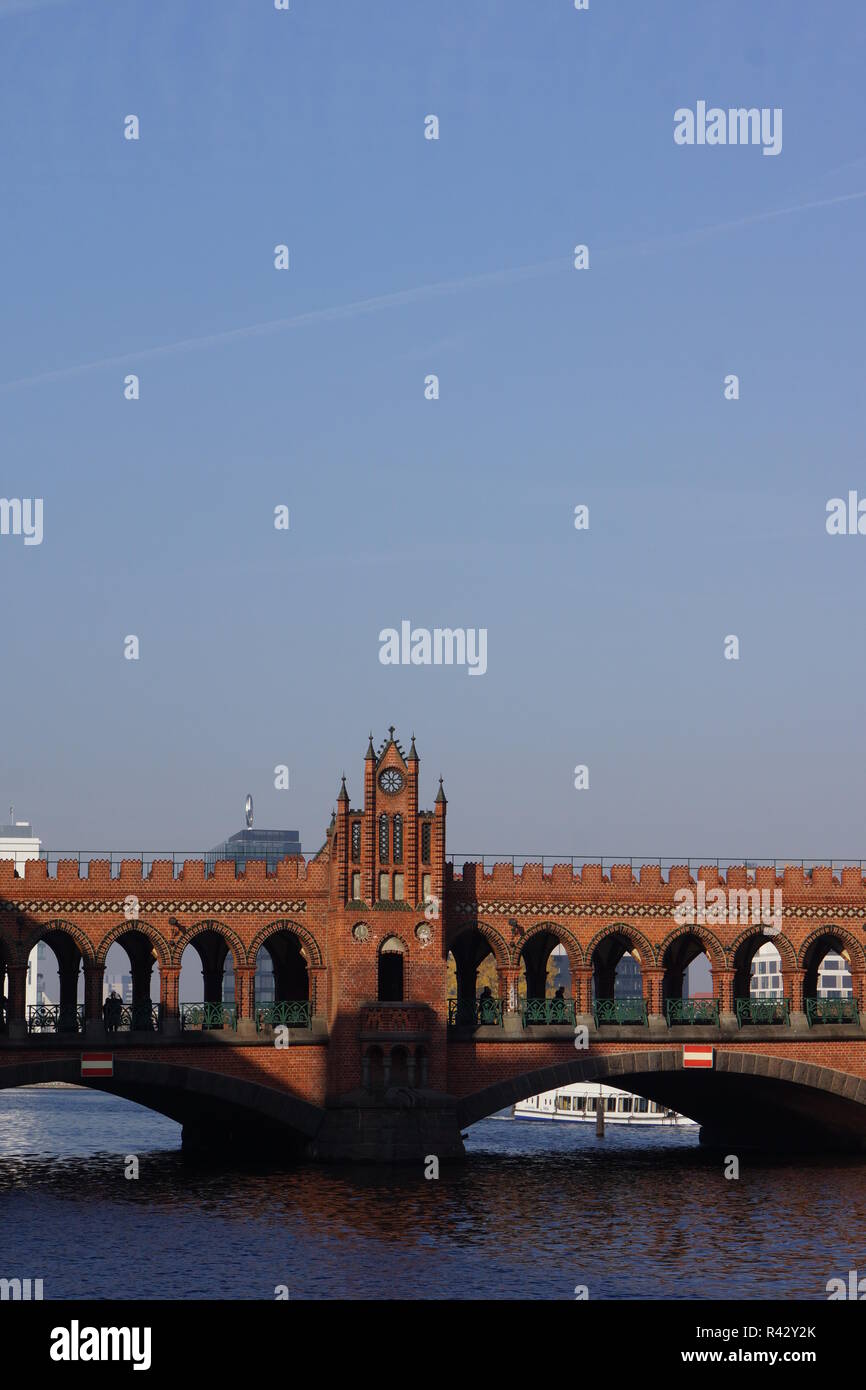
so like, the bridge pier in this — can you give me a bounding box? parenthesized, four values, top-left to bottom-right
(308, 1095, 466, 1165)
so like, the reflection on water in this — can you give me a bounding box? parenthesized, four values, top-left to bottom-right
(0, 1088, 863, 1300)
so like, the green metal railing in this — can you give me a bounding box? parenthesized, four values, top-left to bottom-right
(593, 997, 648, 1027)
(736, 997, 790, 1027)
(255, 1000, 312, 1031)
(448, 997, 504, 1027)
(104, 1002, 160, 1032)
(806, 997, 860, 1026)
(666, 998, 719, 1026)
(180, 1002, 238, 1032)
(522, 997, 576, 1026)
(27, 1004, 85, 1034)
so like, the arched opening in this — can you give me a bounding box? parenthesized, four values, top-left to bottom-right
(102, 930, 161, 1032)
(734, 934, 786, 1024)
(517, 932, 575, 1024)
(390, 1045, 410, 1087)
(415, 1044, 429, 1089)
(0, 940, 10, 1032)
(803, 933, 857, 1025)
(179, 930, 235, 1030)
(447, 927, 500, 1025)
(365, 1044, 385, 1095)
(377, 937, 405, 1002)
(591, 933, 645, 1024)
(662, 934, 715, 1024)
(28, 928, 86, 1033)
(246, 929, 311, 1030)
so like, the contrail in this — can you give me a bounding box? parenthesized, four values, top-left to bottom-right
(2, 187, 864, 394)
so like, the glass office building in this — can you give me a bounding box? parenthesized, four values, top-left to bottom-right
(206, 827, 302, 874)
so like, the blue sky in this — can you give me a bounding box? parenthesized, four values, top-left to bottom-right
(2, 0, 866, 862)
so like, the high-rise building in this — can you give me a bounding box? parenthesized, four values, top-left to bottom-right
(205, 826, 301, 874)
(0, 815, 44, 1016)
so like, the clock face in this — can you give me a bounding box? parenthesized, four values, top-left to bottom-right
(378, 768, 404, 794)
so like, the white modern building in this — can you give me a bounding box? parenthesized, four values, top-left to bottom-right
(0, 814, 48, 1015)
(750, 940, 853, 998)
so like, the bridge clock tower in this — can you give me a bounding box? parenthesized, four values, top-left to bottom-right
(318, 728, 457, 1159)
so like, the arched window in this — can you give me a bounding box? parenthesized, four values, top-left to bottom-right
(351, 821, 361, 863)
(393, 814, 403, 863)
(379, 813, 389, 863)
(421, 821, 431, 863)
(378, 936, 406, 1001)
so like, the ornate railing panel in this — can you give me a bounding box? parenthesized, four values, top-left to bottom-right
(27, 1004, 85, 1034)
(180, 1002, 238, 1031)
(447, 997, 503, 1027)
(255, 1000, 312, 1031)
(593, 997, 647, 1027)
(360, 1003, 433, 1033)
(109, 1002, 160, 1032)
(736, 997, 790, 1027)
(806, 996, 860, 1026)
(666, 998, 719, 1026)
(522, 997, 576, 1026)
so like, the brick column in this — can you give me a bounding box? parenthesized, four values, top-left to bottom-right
(644, 967, 665, 1030)
(573, 966, 593, 1017)
(160, 966, 180, 1035)
(6, 964, 27, 1038)
(716, 967, 736, 1023)
(83, 963, 105, 1038)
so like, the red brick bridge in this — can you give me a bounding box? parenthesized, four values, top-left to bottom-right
(2, 728, 866, 1161)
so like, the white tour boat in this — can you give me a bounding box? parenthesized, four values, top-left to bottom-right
(512, 1081, 698, 1127)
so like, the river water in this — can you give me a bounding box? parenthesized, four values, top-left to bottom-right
(0, 1088, 862, 1300)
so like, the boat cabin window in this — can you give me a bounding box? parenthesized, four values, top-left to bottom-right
(618, 1097, 632, 1113)
(635, 1097, 648, 1113)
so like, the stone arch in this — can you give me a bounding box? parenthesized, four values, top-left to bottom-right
(445, 919, 510, 971)
(455, 1049, 866, 1153)
(170, 919, 246, 970)
(585, 921, 657, 970)
(246, 918, 324, 970)
(0, 1056, 324, 1142)
(726, 926, 796, 972)
(516, 920, 584, 973)
(94, 919, 171, 969)
(657, 924, 725, 975)
(797, 924, 866, 973)
(15, 917, 96, 968)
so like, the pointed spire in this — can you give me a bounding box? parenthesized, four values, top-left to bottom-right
(435, 776, 447, 805)
(337, 774, 349, 804)
(407, 733, 418, 763)
(365, 731, 375, 760)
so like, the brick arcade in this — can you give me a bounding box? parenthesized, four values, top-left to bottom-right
(3, 727, 866, 1162)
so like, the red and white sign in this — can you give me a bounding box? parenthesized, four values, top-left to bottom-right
(81, 1053, 113, 1078)
(683, 1045, 714, 1069)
